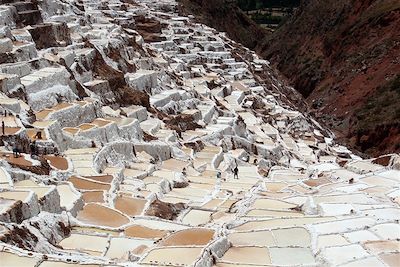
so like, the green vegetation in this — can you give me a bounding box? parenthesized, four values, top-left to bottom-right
(237, 0, 300, 11)
(236, 0, 300, 28)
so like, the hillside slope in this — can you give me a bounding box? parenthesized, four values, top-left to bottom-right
(177, 0, 269, 50)
(179, 0, 400, 156)
(259, 0, 400, 156)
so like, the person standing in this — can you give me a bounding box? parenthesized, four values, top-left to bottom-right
(1, 121, 5, 135)
(233, 165, 239, 179)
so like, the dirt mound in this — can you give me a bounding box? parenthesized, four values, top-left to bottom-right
(164, 114, 202, 133)
(145, 199, 186, 220)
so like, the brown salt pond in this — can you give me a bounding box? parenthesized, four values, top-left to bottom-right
(78, 123, 96, 131)
(92, 118, 112, 127)
(82, 191, 104, 203)
(0, 153, 33, 167)
(124, 225, 168, 239)
(52, 102, 73, 111)
(35, 109, 53, 120)
(76, 203, 130, 228)
(83, 175, 114, 183)
(44, 155, 68, 170)
(158, 228, 214, 246)
(115, 196, 147, 216)
(140, 247, 203, 266)
(69, 176, 111, 191)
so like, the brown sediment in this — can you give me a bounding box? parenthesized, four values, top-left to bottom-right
(76, 203, 130, 228)
(145, 199, 187, 221)
(114, 196, 147, 216)
(68, 176, 111, 191)
(44, 155, 68, 170)
(124, 225, 168, 239)
(158, 228, 214, 246)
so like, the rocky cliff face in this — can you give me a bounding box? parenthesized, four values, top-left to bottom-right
(258, 0, 400, 156)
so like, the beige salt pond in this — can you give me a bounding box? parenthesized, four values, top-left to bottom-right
(77, 203, 130, 228)
(59, 233, 108, 255)
(235, 217, 335, 231)
(245, 209, 304, 218)
(228, 231, 275, 246)
(39, 262, 100, 267)
(105, 237, 154, 259)
(114, 196, 147, 216)
(0, 252, 39, 267)
(181, 209, 213, 226)
(220, 247, 271, 265)
(56, 184, 81, 210)
(159, 228, 214, 246)
(0, 190, 31, 201)
(140, 247, 203, 266)
(63, 127, 80, 135)
(250, 198, 298, 210)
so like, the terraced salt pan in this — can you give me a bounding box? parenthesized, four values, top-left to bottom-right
(44, 155, 69, 170)
(159, 228, 214, 246)
(245, 209, 304, 218)
(228, 231, 275, 246)
(220, 247, 271, 265)
(269, 247, 316, 265)
(56, 184, 81, 210)
(76, 203, 130, 228)
(69, 176, 111, 191)
(0, 252, 39, 267)
(106, 237, 154, 259)
(59, 233, 108, 255)
(124, 225, 168, 239)
(140, 247, 203, 266)
(114, 196, 146, 216)
(39, 262, 100, 267)
(181, 209, 213, 226)
(82, 191, 104, 203)
(234, 217, 335, 231)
